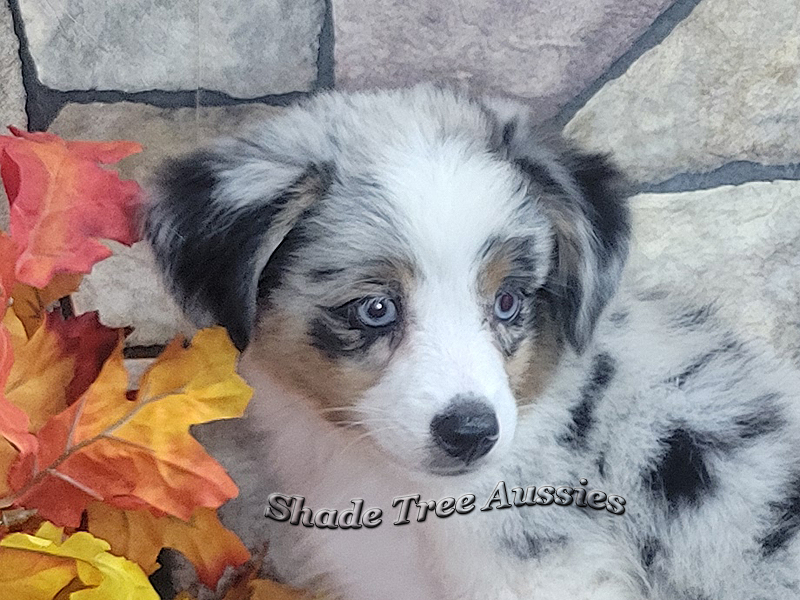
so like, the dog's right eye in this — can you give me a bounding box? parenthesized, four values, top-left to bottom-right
(494, 290, 522, 322)
(355, 296, 398, 328)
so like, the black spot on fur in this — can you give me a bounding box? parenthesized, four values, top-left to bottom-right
(648, 428, 714, 511)
(566, 151, 632, 259)
(150, 154, 291, 350)
(515, 158, 565, 196)
(672, 352, 715, 389)
(760, 474, 800, 556)
(640, 537, 661, 570)
(501, 120, 518, 147)
(508, 532, 542, 560)
(561, 353, 617, 448)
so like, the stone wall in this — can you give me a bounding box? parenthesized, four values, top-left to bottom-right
(2, 0, 799, 361)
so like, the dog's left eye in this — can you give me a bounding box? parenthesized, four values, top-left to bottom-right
(356, 296, 398, 327)
(494, 290, 521, 322)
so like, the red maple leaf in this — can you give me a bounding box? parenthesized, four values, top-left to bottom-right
(0, 127, 143, 288)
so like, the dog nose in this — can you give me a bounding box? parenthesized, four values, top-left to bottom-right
(430, 399, 499, 464)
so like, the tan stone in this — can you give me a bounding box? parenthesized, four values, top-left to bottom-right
(333, 0, 672, 121)
(565, 0, 800, 184)
(124, 358, 155, 390)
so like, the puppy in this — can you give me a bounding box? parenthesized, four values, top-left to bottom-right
(145, 85, 800, 600)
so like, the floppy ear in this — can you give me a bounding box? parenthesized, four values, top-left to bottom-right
(144, 142, 330, 351)
(484, 98, 632, 353)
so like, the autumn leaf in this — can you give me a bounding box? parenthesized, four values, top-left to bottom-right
(0, 324, 31, 456)
(0, 127, 142, 288)
(0, 236, 39, 484)
(227, 572, 313, 600)
(11, 273, 83, 338)
(175, 579, 314, 600)
(86, 503, 250, 588)
(2, 328, 253, 527)
(0, 521, 158, 599)
(0, 232, 17, 309)
(4, 310, 120, 433)
(248, 580, 312, 600)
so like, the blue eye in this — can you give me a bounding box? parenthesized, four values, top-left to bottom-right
(356, 297, 398, 327)
(494, 290, 521, 321)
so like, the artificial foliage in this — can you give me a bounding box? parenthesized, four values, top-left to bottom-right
(0, 128, 307, 600)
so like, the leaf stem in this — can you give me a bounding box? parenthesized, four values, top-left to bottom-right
(0, 389, 178, 509)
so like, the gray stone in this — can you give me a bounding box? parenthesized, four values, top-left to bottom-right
(70, 240, 195, 347)
(19, 0, 324, 96)
(0, 1, 27, 231)
(50, 102, 284, 345)
(124, 358, 155, 390)
(565, 0, 800, 185)
(333, 0, 672, 121)
(626, 180, 800, 361)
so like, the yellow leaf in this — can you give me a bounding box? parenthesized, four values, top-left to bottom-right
(0, 522, 158, 599)
(11, 273, 83, 338)
(6, 327, 253, 527)
(0, 545, 78, 600)
(5, 308, 77, 431)
(3, 304, 27, 345)
(86, 503, 250, 588)
(0, 438, 16, 497)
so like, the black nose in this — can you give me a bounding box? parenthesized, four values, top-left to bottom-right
(430, 399, 499, 464)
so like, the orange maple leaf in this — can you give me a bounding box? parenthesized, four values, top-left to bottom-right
(219, 566, 312, 600)
(0, 233, 16, 309)
(5, 310, 119, 431)
(0, 234, 38, 476)
(0, 127, 143, 288)
(11, 272, 83, 339)
(87, 503, 250, 588)
(1, 328, 252, 527)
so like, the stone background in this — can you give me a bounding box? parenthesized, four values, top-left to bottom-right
(1, 0, 799, 366)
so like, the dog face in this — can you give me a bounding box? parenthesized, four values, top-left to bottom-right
(145, 86, 631, 477)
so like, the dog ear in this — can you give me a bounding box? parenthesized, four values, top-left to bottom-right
(144, 141, 331, 351)
(483, 98, 632, 353)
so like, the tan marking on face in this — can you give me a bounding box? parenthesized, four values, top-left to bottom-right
(478, 247, 563, 406)
(247, 310, 389, 424)
(477, 252, 513, 300)
(504, 304, 563, 407)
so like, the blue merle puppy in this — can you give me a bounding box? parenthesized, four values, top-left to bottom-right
(145, 85, 800, 600)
